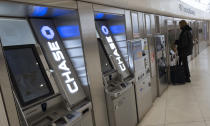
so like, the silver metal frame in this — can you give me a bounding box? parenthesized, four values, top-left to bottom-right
(130, 11, 140, 39)
(78, 2, 109, 126)
(0, 87, 10, 126)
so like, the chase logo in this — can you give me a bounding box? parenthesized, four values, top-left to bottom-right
(101, 25, 109, 35)
(41, 26, 55, 40)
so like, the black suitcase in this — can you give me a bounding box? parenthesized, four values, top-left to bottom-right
(170, 65, 186, 84)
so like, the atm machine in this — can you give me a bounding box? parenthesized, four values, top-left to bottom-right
(94, 13, 138, 126)
(0, 14, 93, 126)
(30, 18, 93, 126)
(154, 35, 168, 95)
(0, 18, 85, 126)
(128, 38, 152, 120)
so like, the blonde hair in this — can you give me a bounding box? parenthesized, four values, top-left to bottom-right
(179, 20, 187, 28)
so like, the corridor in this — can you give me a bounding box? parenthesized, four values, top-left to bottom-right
(139, 47, 210, 126)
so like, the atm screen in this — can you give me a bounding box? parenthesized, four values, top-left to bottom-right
(4, 45, 54, 106)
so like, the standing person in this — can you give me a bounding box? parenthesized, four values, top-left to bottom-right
(175, 20, 193, 82)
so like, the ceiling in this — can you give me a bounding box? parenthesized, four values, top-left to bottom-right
(180, 0, 210, 12)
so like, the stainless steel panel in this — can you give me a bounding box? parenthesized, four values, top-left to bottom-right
(150, 14, 156, 34)
(0, 43, 20, 126)
(125, 10, 132, 40)
(131, 11, 140, 38)
(0, 87, 9, 126)
(0, 2, 27, 17)
(78, 2, 109, 126)
(45, 0, 77, 9)
(155, 15, 161, 34)
(148, 37, 158, 101)
(160, 16, 167, 35)
(145, 14, 152, 35)
(136, 75, 152, 120)
(0, 18, 36, 46)
(93, 4, 124, 14)
(138, 12, 146, 36)
(106, 85, 137, 126)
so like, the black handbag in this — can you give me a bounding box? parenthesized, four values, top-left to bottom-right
(170, 64, 186, 84)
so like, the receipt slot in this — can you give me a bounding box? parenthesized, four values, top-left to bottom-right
(95, 16, 138, 126)
(128, 38, 153, 120)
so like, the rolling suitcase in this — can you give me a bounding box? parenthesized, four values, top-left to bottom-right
(170, 65, 186, 84)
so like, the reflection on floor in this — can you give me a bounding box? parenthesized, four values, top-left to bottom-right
(139, 47, 210, 126)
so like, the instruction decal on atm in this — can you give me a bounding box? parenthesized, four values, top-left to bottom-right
(101, 25, 126, 72)
(41, 26, 79, 94)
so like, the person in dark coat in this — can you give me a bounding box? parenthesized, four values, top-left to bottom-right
(175, 20, 193, 82)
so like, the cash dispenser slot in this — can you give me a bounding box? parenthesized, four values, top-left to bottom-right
(95, 12, 137, 126)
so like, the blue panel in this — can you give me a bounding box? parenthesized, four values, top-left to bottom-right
(52, 9, 72, 17)
(32, 6, 48, 17)
(109, 25, 125, 34)
(95, 13, 104, 19)
(57, 25, 80, 38)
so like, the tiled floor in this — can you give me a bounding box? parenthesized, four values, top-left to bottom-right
(138, 47, 210, 126)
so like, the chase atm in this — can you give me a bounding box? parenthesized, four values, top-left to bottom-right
(95, 13, 138, 126)
(0, 16, 93, 126)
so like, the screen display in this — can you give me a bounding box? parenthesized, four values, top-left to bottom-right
(4, 45, 53, 106)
